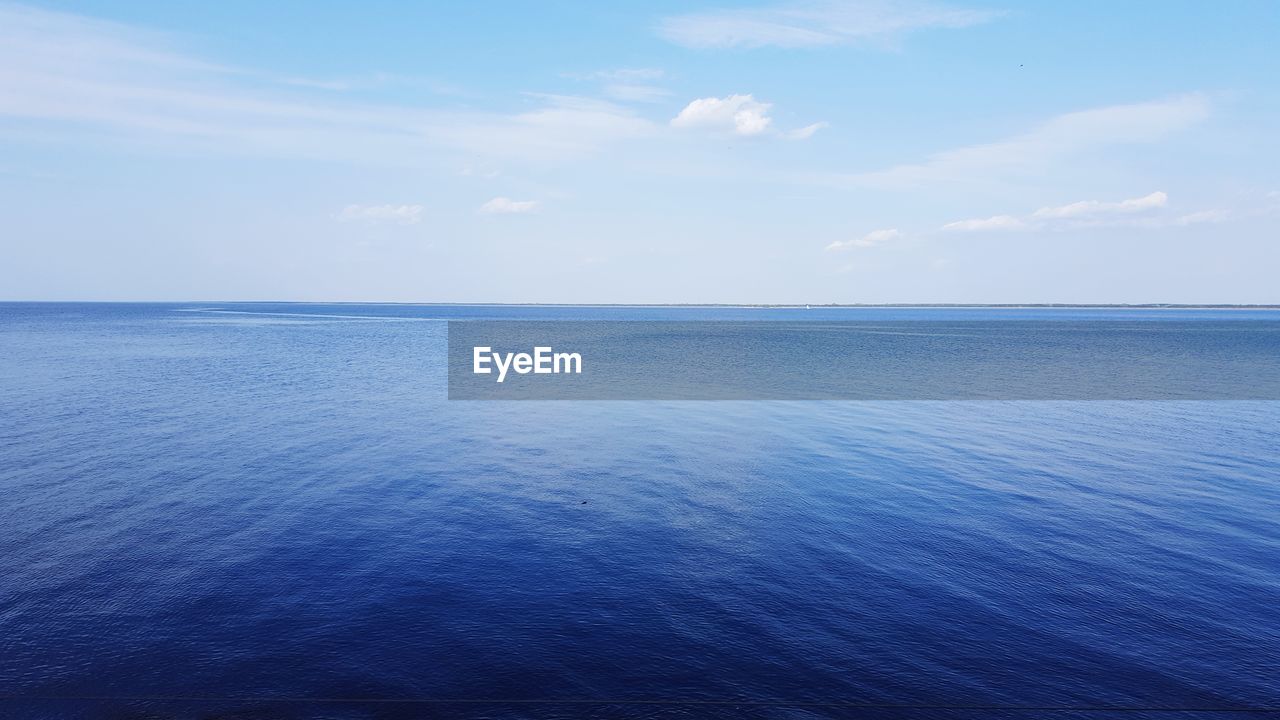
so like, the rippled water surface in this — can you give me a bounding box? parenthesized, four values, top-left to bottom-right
(1, 303, 1278, 719)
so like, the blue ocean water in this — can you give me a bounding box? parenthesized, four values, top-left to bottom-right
(1, 303, 1278, 719)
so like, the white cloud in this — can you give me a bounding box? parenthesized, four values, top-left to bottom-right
(940, 215, 1026, 232)
(1171, 209, 1229, 226)
(786, 122, 830, 140)
(841, 95, 1210, 189)
(659, 0, 999, 49)
(826, 228, 901, 250)
(671, 94, 773, 136)
(565, 68, 665, 82)
(480, 197, 539, 214)
(336, 204, 423, 225)
(603, 84, 672, 103)
(444, 95, 654, 161)
(274, 72, 466, 96)
(0, 5, 655, 164)
(459, 164, 501, 179)
(563, 69, 671, 104)
(942, 191, 1192, 232)
(1116, 208, 1232, 229)
(1031, 191, 1167, 219)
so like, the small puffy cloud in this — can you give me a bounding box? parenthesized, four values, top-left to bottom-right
(672, 94, 773, 136)
(480, 197, 538, 214)
(786, 121, 830, 140)
(336, 204, 423, 225)
(826, 228, 901, 251)
(1032, 191, 1167, 219)
(941, 215, 1026, 232)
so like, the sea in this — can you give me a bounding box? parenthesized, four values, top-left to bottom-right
(1, 303, 1277, 719)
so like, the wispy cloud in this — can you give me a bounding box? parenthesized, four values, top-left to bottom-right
(1031, 191, 1167, 219)
(0, 4, 655, 164)
(603, 84, 672, 103)
(564, 68, 665, 82)
(786, 121, 830, 140)
(842, 95, 1210, 189)
(1167, 209, 1230, 226)
(659, 0, 999, 49)
(274, 72, 468, 96)
(940, 215, 1026, 232)
(563, 68, 670, 104)
(459, 164, 501, 179)
(940, 191, 1226, 233)
(826, 228, 901, 250)
(480, 197, 539, 214)
(336, 204, 424, 225)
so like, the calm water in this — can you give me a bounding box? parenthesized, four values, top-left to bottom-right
(1, 303, 1278, 719)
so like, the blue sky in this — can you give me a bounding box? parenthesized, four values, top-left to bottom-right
(2, 0, 1277, 303)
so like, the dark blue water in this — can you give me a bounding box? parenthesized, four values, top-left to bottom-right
(2, 303, 1278, 719)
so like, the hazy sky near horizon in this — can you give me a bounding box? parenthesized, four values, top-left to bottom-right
(2, 1, 1278, 303)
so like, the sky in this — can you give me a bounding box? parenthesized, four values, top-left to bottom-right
(1, 0, 1278, 304)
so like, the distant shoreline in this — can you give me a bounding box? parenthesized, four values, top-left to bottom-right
(4, 301, 1280, 309)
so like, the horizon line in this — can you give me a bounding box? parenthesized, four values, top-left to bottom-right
(4, 301, 1280, 309)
